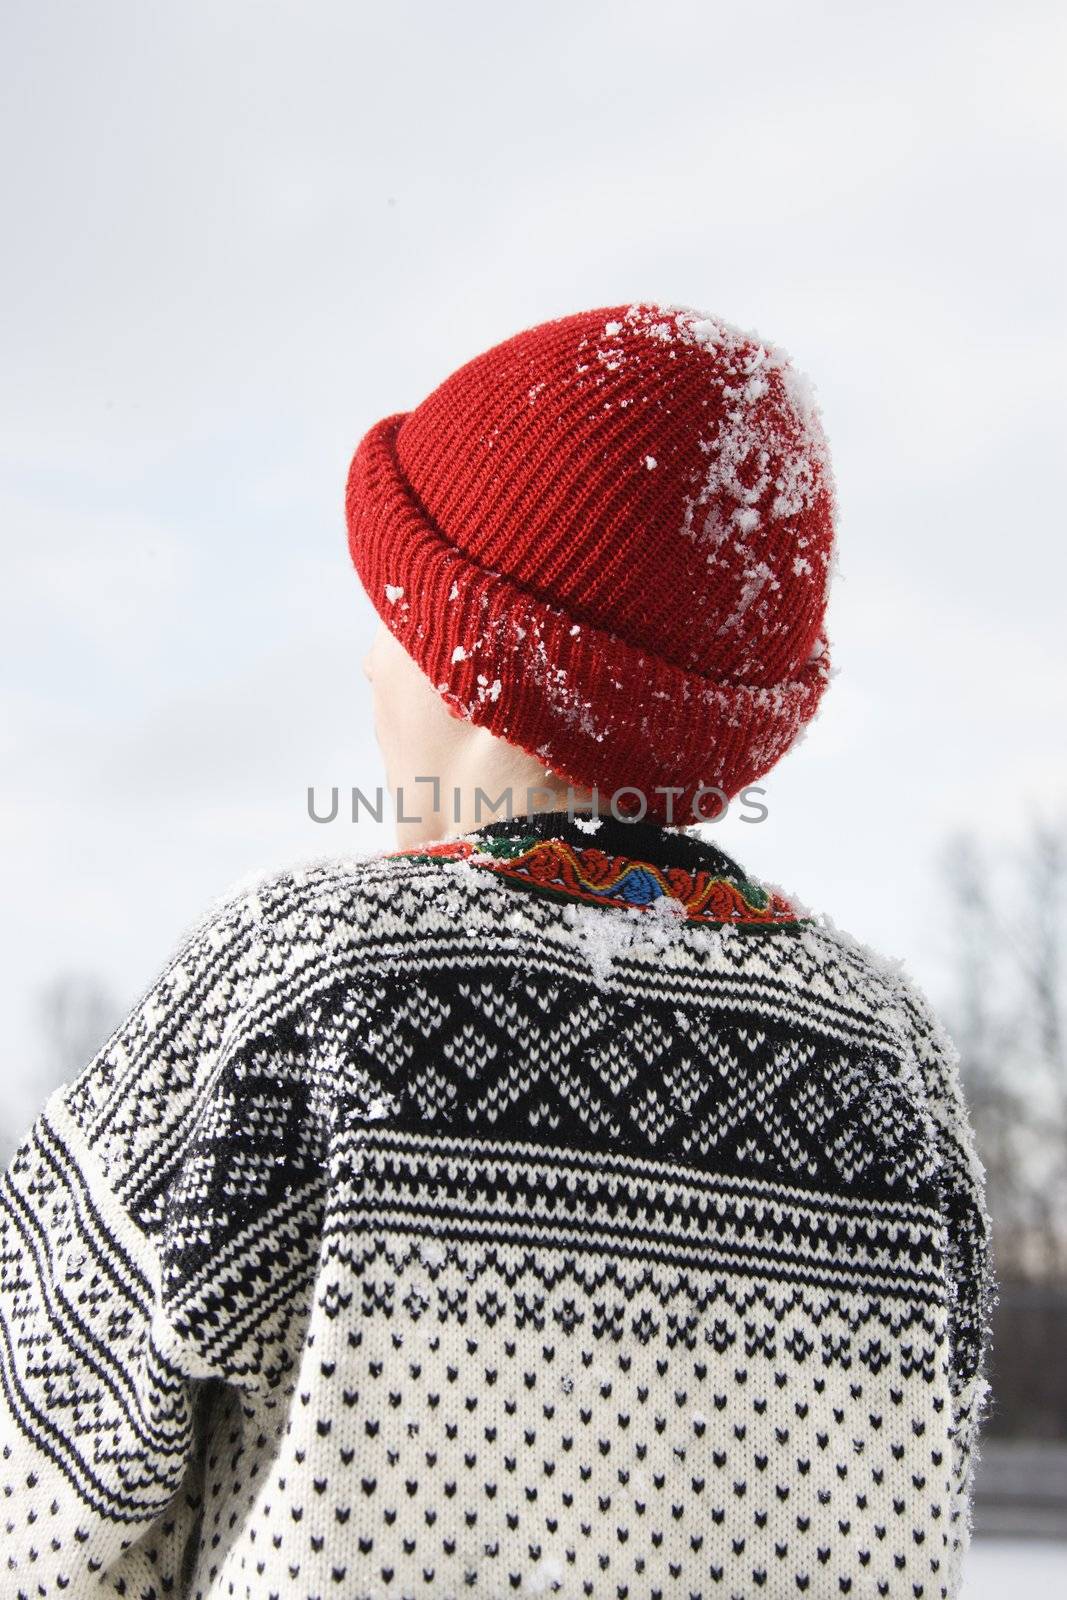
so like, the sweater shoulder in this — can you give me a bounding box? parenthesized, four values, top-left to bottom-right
(788, 912, 949, 1042)
(54, 851, 436, 1157)
(161, 846, 466, 970)
(219, 845, 475, 923)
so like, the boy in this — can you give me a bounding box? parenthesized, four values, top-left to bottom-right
(0, 303, 992, 1599)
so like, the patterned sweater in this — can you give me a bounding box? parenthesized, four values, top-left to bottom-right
(0, 810, 993, 1600)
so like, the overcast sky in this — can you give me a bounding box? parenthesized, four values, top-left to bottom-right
(2, 0, 1065, 1141)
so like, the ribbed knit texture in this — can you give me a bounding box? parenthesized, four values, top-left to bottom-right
(345, 305, 837, 820)
(0, 814, 993, 1599)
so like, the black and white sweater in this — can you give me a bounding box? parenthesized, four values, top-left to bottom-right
(0, 811, 993, 1600)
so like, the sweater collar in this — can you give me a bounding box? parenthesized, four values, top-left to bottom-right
(463, 807, 740, 874)
(438, 808, 803, 927)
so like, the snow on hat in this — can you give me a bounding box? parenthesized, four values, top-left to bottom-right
(344, 302, 837, 821)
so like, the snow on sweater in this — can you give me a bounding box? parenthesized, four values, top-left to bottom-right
(0, 810, 993, 1600)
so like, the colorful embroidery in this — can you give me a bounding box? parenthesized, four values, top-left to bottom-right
(392, 832, 804, 925)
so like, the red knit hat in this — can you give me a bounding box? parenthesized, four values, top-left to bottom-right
(345, 302, 836, 822)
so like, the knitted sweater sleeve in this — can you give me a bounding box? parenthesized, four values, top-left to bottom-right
(0, 880, 287, 1598)
(899, 977, 996, 1587)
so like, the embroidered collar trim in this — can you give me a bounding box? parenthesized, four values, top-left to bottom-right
(389, 810, 804, 927)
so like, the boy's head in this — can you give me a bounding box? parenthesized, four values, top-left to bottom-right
(347, 302, 836, 833)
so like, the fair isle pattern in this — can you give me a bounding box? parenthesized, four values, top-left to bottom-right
(0, 813, 993, 1600)
(389, 829, 804, 925)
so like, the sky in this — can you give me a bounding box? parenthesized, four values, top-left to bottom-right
(2, 0, 1065, 1145)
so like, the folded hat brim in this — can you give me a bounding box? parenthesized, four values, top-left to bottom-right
(346, 412, 830, 821)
